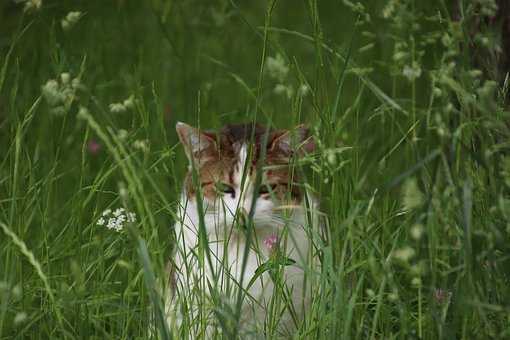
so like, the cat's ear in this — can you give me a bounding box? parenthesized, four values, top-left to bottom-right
(269, 125, 315, 157)
(176, 122, 217, 163)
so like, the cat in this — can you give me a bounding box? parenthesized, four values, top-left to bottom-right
(166, 122, 319, 338)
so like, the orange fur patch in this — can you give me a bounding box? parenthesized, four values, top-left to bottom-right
(181, 123, 308, 203)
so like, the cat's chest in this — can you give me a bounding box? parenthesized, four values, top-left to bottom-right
(180, 221, 274, 261)
(174, 224, 273, 292)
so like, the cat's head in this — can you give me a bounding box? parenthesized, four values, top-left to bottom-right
(176, 122, 314, 229)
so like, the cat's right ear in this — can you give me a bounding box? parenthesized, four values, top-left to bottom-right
(176, 122, 217, 164)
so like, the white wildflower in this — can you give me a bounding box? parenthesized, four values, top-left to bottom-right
(410, 224, 424, 240)
(113, 208, 125, 217)
(133, 139, 149, 152)
(478, 0, 498, 17)
(393, 246, 415, 262)
(273, 84, 293, 99)
(71, 77, 82, 90)
(61, 11, 83, 31)
(388, 291, 399, 302)
(274, 84, 286, 95)
(393, 51, 408, 62)
(266, 54, 289, 82)
(382, 0, 398, 18)
(110, 95, 135, 113)
(298, 84, 310, 97)
(14, 312, 27, 325)
(123, 95, 135, 109)
(20, 0, 42, 12)
(441, 33, 452, 47)
(325, 148, 337, 165)
(60, 72, 71, 84)
(117, 215, 126, 225)
(41, 80, 63, 106)
(41, 72, 79, 112)
(411, 277, 422, 287)
(66, 11, 82, 23)
(468, 69, 482, 79)
(127, 212, 136, 223)
(109, 103, 126, 113)
(432, 87, 442, 98)
(61, 20, 70, 31)
(403, 63, 422, 81)
(402, 178, 424, 210)
(106, 218, 118, 231)
(98, 207, 136, 232)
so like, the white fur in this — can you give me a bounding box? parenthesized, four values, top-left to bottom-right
(166, 144, 318, 338)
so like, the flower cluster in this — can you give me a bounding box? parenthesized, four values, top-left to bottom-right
(17, 0, 42, 12)
(410, 223, 424, 240)
(87, 139, 102, 155)
(392, 246, 415, 262)
(266, 54, 289, 82)
(61, 11, 83, 31)
(402, 62, 422, 81)
(109, 95, 135, 113)
(97, 207, 136, 232)
(298, 84, 310, 97)
(273, 83, 294, 99)
(133, 139, 149, 153)
(477, 0, 498, 17)
(401, 178, 424, 211)
(41, 72, 82, 115)
(263, 234, 279, 253)
(266, 54, 309, 99)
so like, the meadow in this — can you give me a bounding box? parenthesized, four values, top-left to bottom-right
(1, 0, 509, 339)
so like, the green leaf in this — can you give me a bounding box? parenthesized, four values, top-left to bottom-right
(246, 256, 296, 290)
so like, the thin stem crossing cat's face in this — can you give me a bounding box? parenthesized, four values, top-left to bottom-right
(176, 122, 314, 229)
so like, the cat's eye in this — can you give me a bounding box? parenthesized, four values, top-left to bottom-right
(259, 184, 278, 195)
(215, 182, 236, 198)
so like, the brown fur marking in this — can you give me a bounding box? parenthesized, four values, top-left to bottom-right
(180, 123, 313, 203)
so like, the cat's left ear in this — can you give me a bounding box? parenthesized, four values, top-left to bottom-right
(269, 125, 315, 157)
(176, 122, 217, 164)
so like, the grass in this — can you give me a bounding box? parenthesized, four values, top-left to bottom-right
(1, 0, 510, 339)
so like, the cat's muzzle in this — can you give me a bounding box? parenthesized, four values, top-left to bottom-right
(234, 207, 249, 231)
